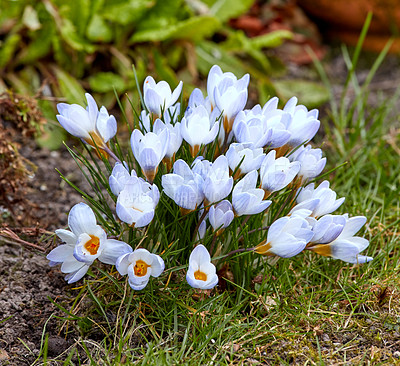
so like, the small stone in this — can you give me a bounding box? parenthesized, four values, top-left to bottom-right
(322, 333, 330, 342)
(393, 351, 400, 358)
(47, 336, 68, 356)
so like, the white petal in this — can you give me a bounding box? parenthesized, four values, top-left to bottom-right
(68, 203, 98, 236)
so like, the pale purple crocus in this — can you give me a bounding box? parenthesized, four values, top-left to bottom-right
(186, 245, 218, 290)
(209, 200, 234, 232)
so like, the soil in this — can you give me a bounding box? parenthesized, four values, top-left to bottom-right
(1, 51, 400, 365)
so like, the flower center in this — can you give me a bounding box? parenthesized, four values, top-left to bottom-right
(134, 260, 149, 277)
(194, 270, 207, 281)
(84, 235, 100, 255)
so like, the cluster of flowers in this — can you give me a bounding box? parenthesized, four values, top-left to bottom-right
(48, 65, 372, 291)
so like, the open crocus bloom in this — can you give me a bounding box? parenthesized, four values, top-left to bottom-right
(116, 176, 160, 228)
(308, 215, 372, 264)
(47, 203, 132, 284)
(186, 245, 218, 290)
(143, 76, 183, 116)
(255, 216, 314, 258)
(56, 93, 117, 149)
(116, 248, 164, 290)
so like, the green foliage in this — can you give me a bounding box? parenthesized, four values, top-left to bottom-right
(0, 0, 294, 111)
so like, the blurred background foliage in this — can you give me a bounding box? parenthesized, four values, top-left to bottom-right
(0, 0, 329, 147)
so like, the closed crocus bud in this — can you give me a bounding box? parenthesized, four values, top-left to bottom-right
(290, 145, 326, 183)
(281, 97, 320, 147)
(130, 128, 169, 183)
(188, 88, 212, 114)
(226, 143, 265, 178)
(47, 203, 132, 284)
(57, 93, 117, 149)
(143, 76, 183, 116)
(209, 200, 234, 233)
(207, 65, 249, 134)
(259, 150, 300, 196)
(232, 170, 271, 216)
(162, 159, 204, 212)
(255, 216, 314, 258)
(116, 176, 160, 228)
(296, 181, 345, 218)
(203, 155, 233, 205)
(181, 105, 219, 157)
(109, 162, 137, 196)
(153, 119, 182, 170)
(308, 214, 346, 244)
(186, 245, 218, 290)
(309, 215, 372, 264)
(116, 248, 164, 290)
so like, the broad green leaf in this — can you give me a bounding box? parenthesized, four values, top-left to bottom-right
(88, 72, 126, 93)
(103, 0, 154, 25)
(130, 15, 220, 42)
(86, 14, 113, 42)
(210, 0, 255, 22)
(250, 30, 293, 49)
(274, 80, 330, 109)
(0, 33, 21, 68)
(154, 51, 178, 87)
(36, 123, 66, 150)
(53, 66, 86, 104)
(60, 18, 95, 53)
(17, 26, 54, 64)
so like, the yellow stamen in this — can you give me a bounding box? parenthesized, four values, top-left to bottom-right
(194, 270, 207, 281)
(134, 260, 149, 277)
(84, 235, 100, 255)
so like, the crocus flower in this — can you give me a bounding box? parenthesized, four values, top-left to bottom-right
(47, 203, 132, 283)
(309, 215, 372, 263)
(255, 216, 314, 257)
(57, 93, 117, 149)
(290, 145, 326, 183)
(259, 150, 300, 195)
(181, 105, 219, 157)
(226, 143, 265, 177)
(116, 248, 164, 290)
(130, 128, 169, 183)
(209, 200, 234, 233)
(308, 214, 346, 244)
(143, 76, 183, 116)
(162, 159, 204, 212)
(153, 119, 182, 161)
(207, 65, 249, 134)
(296, 181, 345, 218)
(281, 97, 320, 147)
(116, 176, 160, 227)
(188, 88, 212, 114)
(203, 155, 233, 204)
(232, 170, 271, 216)
(109, 162, 137, 196)
(186, 245, 218, 289)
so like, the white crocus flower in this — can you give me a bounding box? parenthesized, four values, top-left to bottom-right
(143, 76, 183, 116)
(308, 214, 347, 244)
(209, 200, 234, 233)
(116, 248, 164, 290)
(188, 88, 212, 114)
(296, 181, 345, 218)
(109, 162, 137, 196)
(181, 105, 219, 157)
(232, 170, 271, 216)
(260, 150, 300, 195)
(290, 145, 326, 183)
(281, 97, 320, 147)
(226, 143, 265, 177)
(162, 159, 204, 212)
(309, 215, 372, 264)
(203, 155, 233, 205)
(56, 93, 117, 149)
(186, 245, 218, 289)
(130, 128, 169, 183)
(207, 65, 249, 134)
(153, 119, 182, 160)
(47, 203, 132, 284)
(255, 216, 314, 258)
(116, 176, 160, 227)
